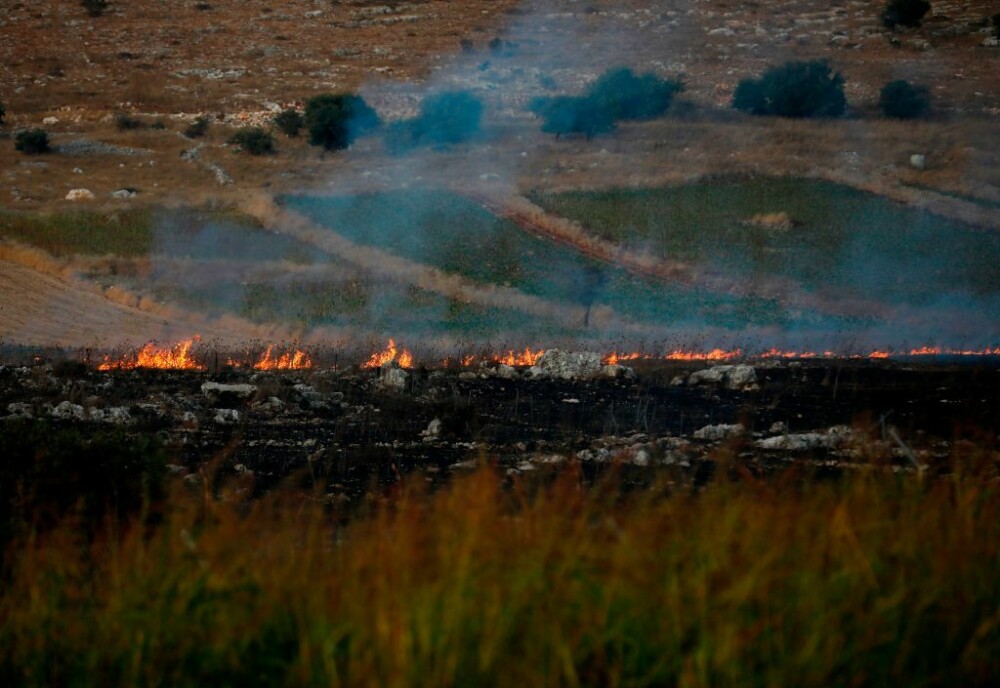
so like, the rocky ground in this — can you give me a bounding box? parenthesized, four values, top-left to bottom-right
(4, 352, 998, 497)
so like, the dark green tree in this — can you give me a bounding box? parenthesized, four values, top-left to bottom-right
(0, 100, 6, 126)
(273, 108, 305, 137)
(881, 0, 931, 29)
(529, 96, 616, 139)
(305, 94, 380, 151)
(15, 129, 50, 154)
(81, 0, 108, 17)
(732, 60, 846, 118)
(228, 127, 275, 155)
(587, 67, 684, 121)
(879, 80, 931, 119)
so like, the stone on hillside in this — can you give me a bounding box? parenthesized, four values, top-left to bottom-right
(66, 188, 96, 201)
(533, 350, 603, 380)
(686, 365, 758, 391)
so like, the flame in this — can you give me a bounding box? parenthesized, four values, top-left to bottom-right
(363, 339, 413, 369)
(229, 346, 313, 371)
(98, 338, 204, 371)
(492, 348, 545, 367)
(664, 348, 742, 362)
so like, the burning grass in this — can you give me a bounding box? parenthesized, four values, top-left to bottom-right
(1, 453, 998, 686)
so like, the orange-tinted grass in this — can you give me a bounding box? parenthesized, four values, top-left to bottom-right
(1, 453, 999, 687)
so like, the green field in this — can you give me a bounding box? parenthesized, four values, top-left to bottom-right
(282, 190, 817, 331)
(528, 178, 1000, 305)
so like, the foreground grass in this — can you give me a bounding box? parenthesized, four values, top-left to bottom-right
(2, 457, 999, 687)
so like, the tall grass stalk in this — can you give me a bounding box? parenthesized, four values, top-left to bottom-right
(2, 457, 998, 686)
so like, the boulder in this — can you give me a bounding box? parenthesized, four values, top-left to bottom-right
(379, 365, 409, 392)
(66, 188, 96, 201)
(686, 364, 758, 391)
(693, 423, 745, 441)
(533, 350, 603, 380)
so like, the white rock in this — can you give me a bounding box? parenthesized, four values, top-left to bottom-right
(534, 349, 603, 380)
(50, 400, 85, 420)
(601, 364, 635, 379)
(494, 364, 517, 379)
(421, 417, 442, 441)
(632, 449, 651, 466)
(65, 188, 96, 201)
(214, 409, 241, 425)
(110, 188, 137, 199)
(201, 381, 257, 399)
(754, 425, 853, 451)
(6, 402, 33, 418)
(379, 366, 409, 391)
(693, 423, 745, 441)
(42, 116, 59, 125)
(909, 154, 927, 170)
(687, 365, 758, 390)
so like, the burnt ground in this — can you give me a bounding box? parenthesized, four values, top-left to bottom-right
(2, 358, 998, 499)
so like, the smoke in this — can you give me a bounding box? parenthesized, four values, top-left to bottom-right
(130, 0, 1000, 355)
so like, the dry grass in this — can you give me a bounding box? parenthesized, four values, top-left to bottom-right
(2, 447, 998, 687)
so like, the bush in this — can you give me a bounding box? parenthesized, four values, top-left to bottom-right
(114, 111, 143, 130)
(81, 0, 108, 17)
(273, 108, 304, 137)
(879, 79, 931, 119)
(993, 13, 1000, 38)
(14, 128, 50, 154)
(732, 60, 846, 119)
(529, 95, 616, 139)
(387, 90, 484, 152)
(305, 94, 380, 151)
(530, 67, 683, 139)
(0, 100, 5, 126)
(587, 67, 684, 121)
(228, 127, 275, 155)
(184, 114, 211, 138)
(881, 0, 931, 29)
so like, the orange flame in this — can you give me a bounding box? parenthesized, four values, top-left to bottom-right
(664, 348, 742, 362)
(363, 339, 413, 369)
(98, 338, 205, 371)
(229, 346, 313, 371)
(492, 348, 545, 367)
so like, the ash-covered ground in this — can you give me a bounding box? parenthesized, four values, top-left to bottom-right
(3, 351, 998, 498)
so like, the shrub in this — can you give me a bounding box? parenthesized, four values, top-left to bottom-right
(881, 0, 931, 29)
(184, 114, 211, 138)
(305, 94, 380, 151)
(273, 108, 304, 137)
(81, 0, 108, 17)
(388, 90, 483, 151)
(530, 67, 682, 139)
(114, 111, 143, 130)
(993, 13, 1000, 38)
(732, 60, 846, 118)
(587, 67, 684, 121)
(879, 79, 931, 119)
(228, 127, 275, 155)
(0, 100, 5, 126)
(529, 95, 616, 139)
(14, 128, 50, 154)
